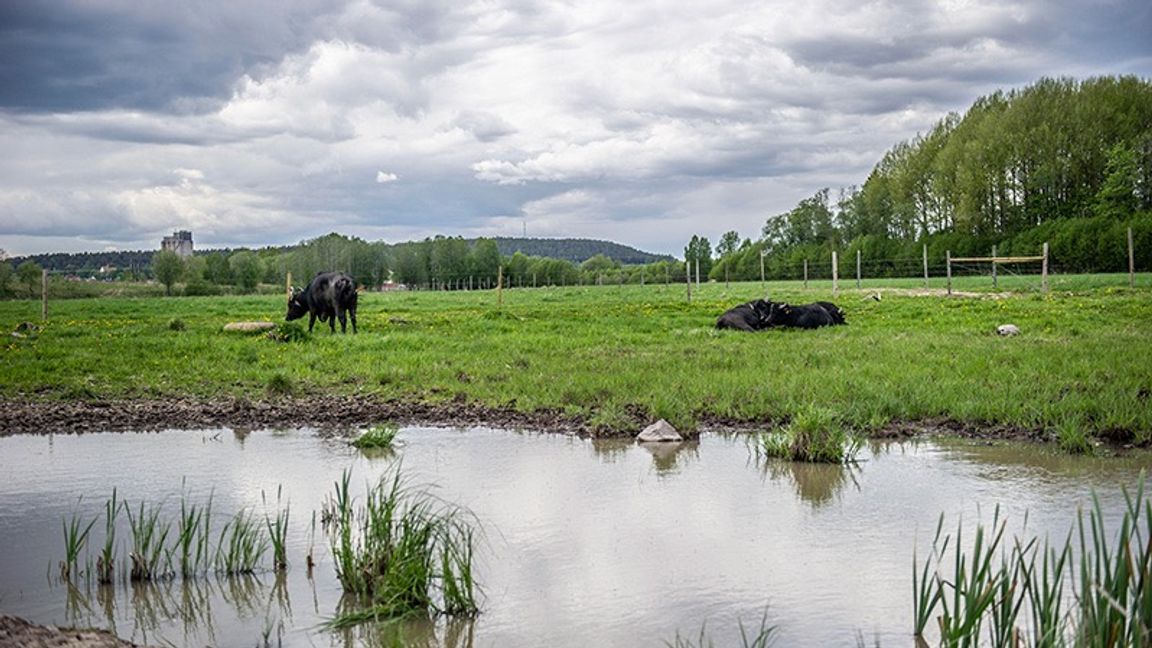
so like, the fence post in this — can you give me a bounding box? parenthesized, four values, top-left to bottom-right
(41, 269, 48, 321)
(1042, 242, 1049, 293)
(497, 266, 503, 306)
(803, 259, 808, 289)
(286, 272, 292, 299)
(695, 258, 700, 288)
(991, 245, 998, 289)
(922, 244, 928, 289)
(1129, 226, 1136, 289)
(759, 249, 766, 288)
(946, 250, 952, 296)
(685, 261, 692, 303)
(832, 251, 839, 297)
(855, 249, 861, 289)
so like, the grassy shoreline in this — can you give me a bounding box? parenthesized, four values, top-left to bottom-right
(2, 277, 1150, 442)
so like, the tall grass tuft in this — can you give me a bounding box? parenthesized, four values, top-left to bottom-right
(60, 499, 97, 580)
(126, 500, 172, 582)
(263, 486, 290, 571)
(97, 488, 119, 584)
(326, 467, 480, 627)
(175, 483, 213, 578)
(663, 610, 778, 648)
(215, 509, 269, 575)
(755, 407, 862, 464)
(352, 424, 399, 449)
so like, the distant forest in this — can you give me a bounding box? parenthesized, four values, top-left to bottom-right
(3, 75, 1149, 295)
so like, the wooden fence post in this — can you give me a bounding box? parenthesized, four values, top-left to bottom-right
(946, 250, 952, 296)
(695, 258, 700, 288)
(991, 245, 998, 289)
(685, 261, 692, 303)
(855, 249, 861, 289)
(1130, 227, 1136, 289)
(832, 251, 839, 297)
(759, 249, 766, 288)
(41, 269, 48, 321)
(1042, 242, 1049, 293)
(922, 244, 928, 289)
(497, 266, 503, 305)
(803, 259, 808, 289)
(286, 272, 292, 298)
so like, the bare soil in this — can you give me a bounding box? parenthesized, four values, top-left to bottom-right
(0, 395, 1058, 443)
(0, 615, 147, 648)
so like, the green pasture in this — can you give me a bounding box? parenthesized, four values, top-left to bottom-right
(1, 274, 1150, 441)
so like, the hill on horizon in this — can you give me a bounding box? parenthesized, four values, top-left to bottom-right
(8, 235, 674, 274)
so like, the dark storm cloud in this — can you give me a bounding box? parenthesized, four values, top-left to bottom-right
(0, 0, 345, 114)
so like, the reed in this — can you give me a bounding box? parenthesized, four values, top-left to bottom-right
(97, 488, 119, 584)
(263, 486, 290, 571)
(215, 509, 269, 575)
(60, 502, 97, 580)
(175, 485, 214, 578)
(326, 467, 480, 626)
(126, 499, 172, 582)
(664, 610, 778, 648)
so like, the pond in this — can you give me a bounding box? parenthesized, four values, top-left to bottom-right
(1, 428, 1150, 646)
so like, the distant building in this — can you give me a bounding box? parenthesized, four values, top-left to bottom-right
(161, 230, 194, 258)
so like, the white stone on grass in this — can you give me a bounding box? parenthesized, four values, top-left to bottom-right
(637, 419, 683, 442)
(997, 324, 1020, 336)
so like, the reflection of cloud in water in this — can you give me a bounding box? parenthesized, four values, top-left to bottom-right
(759, 459, 861, 508)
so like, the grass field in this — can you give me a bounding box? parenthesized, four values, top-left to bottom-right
(1, 274, 1150, 441)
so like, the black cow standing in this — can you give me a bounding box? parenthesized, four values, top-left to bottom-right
(764, 301, 846, 329)
(286, 271, 359, 333)
(716, 299, 774, 331)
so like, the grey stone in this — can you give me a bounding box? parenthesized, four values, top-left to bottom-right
(997, 324, 1020, 336)
(637, 419, 683, 442)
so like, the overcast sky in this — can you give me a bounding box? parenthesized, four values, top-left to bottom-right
(1, 0, 1149, 258)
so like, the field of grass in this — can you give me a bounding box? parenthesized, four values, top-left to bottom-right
(1, 274, 1150, 440)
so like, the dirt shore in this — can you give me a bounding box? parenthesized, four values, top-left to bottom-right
(0, 615, 147, 648)
(0, 395, 1059, 443)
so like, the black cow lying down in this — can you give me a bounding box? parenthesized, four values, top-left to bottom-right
(715, 299, 846, 331)
(765, 300, 846, 329)
(287, 271, 358, 333)
(715, 298, 773, 331)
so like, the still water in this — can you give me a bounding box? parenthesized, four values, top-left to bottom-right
(1, 428, 1150, 647)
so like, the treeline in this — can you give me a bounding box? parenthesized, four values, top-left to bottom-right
(703, 75, 1152, 281)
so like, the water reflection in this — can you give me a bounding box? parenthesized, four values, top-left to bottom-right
(333, 616, 476, 648)
(56, 571, 295, 647)
(639, 440, 700, 475)
(590, 438, 630, 463)
(757, 459, 861, 507)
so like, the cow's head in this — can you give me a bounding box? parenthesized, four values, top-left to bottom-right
(286, 288, 308, 321)
(764, 302, 792, 326)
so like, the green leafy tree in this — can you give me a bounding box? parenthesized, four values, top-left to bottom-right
(684, 235, 713, 279)
(151, 251, 184, 296)
(715, 230, 740, 284)
(228, 251, 264, 293)
(16, 260, 43, 298)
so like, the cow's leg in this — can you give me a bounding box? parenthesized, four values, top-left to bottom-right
(329, 311, 337, 333)
(350, 307, 357, 334)
(308, 312, 317, 332)
(337, 307, 347, 333)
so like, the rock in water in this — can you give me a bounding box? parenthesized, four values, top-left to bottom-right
(637, 419, 683, 442)
(997, 324, 1020, 336)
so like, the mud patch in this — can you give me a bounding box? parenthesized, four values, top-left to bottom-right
(0, 614, 147, 647)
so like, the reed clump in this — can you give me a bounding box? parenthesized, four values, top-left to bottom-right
(351, 424, 399, 449)
(326, 467, 480, 626)
(913, 480, 1152, 646)
(755, 407, 863, 464)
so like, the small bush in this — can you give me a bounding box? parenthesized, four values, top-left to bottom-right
(167, 318, 186, 331)
(352, 424, 399, 449)
(1055, 416, 1094, 455)
(267, 322, 309, 343)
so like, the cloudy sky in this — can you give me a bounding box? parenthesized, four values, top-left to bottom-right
(1, 0, 1149, 257)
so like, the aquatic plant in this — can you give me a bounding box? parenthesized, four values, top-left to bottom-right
(912, 480, 1152, 645)
(215, 509, 269, 575)
(97, 488, 119, 584)
(263, 486, 290, 571)
(326, 467, 480, 626)
(175, 484, 214, 578)
(60, 500, 97, 580)
(352, 424, 399, 449)
(664, 610, 778, 648)
(126, 499, 172, 582)
(755, 408, 862, 464)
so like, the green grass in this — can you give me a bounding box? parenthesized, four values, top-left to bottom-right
(3, 277, 1151, 442)
(352, 424, 399, 449)
(755, 407, 863, 464)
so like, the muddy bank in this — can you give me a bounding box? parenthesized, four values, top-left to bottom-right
(0, 395, 1069, 444)
(0, 615, 147, 648)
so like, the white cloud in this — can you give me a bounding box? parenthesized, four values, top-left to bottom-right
(375, 171, 399, 183)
